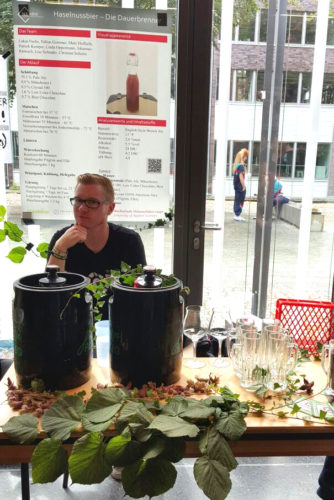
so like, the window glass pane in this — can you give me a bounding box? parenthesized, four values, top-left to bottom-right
(252, 141, 260, 176)
(259, 9, 268, 42)
(277, 143, 293, 177)
(301, 73, 312, 103)
(327, 17, 334, 45)
(322, 74, 334, 103)
(238, 14, 256, 42)
(134, 0, 155, 7)
(226, 141, 231, 177)
(295, 143, 306, 178)
(256, 70, 265, 101)
(282, 71, 298, 102)
(316, 144, 330, 179)
(305, 12, 316, 44)
(286, 11, 303, 44)
(232, 141, 249, 168)
(235, 70, 252, 101)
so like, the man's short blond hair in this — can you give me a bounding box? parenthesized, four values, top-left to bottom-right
(76, 173, 114, 202)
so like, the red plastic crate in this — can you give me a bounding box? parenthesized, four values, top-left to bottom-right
(275, 299, 334, 354)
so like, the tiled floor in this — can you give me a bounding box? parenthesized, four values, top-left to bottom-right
(0, 457, 324, 499)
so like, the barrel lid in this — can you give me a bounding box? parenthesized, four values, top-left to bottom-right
(39, 265, 67, 287)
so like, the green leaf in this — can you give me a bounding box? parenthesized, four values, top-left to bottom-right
(4, 220, 23, 241)
(179, 404, 216, 421)
(142, 436, 166, 459)
(215, 409, 247, 441)
(194, 456, 232, 500)
(122, 458, 177, 498)
(0, 205, 6, 221)
(105, 433, 143, 467)
(148, 415, 199, 438)
(291, 403, 301, 415)
(117, 400, 154, 426)
(32, 439, 67, 483)
(69, 432, 111, 484)
(319, 410, 327, 420)
(2, 414, 39, 444)
(159, 437, 185, 463)
(41, 395, 84, 441)
(0, 229, 6, 242)
(85, 387, 126, 423)
(199, 427, 237, 472)
(161, 396, 194, 416)
(7, 246, 26, 263)
(36, 242, 49, 258)
(81, 414, 114, 432)
(124, 422, 152, 442)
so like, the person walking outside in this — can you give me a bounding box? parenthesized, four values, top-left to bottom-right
(233, 148, 248, 221)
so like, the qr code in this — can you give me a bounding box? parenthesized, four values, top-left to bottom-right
(147, 158, 162, 173)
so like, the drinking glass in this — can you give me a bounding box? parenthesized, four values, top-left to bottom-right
(209, 308, 229, 368)
(229, 342, 242, 378)
(240, 332, 263, 390)
(321, 342, 334, 396)
(183, 305, 210, 369)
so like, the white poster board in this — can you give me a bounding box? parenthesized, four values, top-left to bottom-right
(12, 2, 171, 221)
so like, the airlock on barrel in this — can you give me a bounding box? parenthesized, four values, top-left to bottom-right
(39, 265, 67, 287)
(134, 265, 162, 288)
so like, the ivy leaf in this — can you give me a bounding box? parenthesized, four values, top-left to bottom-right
(36, 242, 49, 258)
(291, 403, 301, 415)
(319, 410, 327, 420)
(117, 400, 154, 426)
(122, 458, 177, 498)
(85, 387, 126, 423)
(32, 439, 67, 483)
(4, 221, 23, 241)
(194, 456, 231, 500)
(277, 411, 288, 418)
(148, 415, 199, 438)
(199, 428, 237, 472)
(124, 422, 152, 442)
(215, 409, 247, 441)
(0, 229, 6, 242)
(2, 414, 39, 444)
(0, 204, 6, 221)
(142, 436, 166, 459)
(7, 246, 26, 263)
(41, 395, 84, 441)
(69, 432, 111, 484)
(105, 433, 143, 467)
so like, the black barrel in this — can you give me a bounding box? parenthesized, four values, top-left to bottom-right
(13, 270, 92, 390)
(109, 278, 184, 387)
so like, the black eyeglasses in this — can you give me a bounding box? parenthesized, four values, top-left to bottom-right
(70, 197, 108, 209)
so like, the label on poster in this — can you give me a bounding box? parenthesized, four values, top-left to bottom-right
(12, 1, 172, 221)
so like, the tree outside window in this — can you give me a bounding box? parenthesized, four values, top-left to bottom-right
(322, 74, 334, 104)
(259, 9, 268, 43)
(327, 17, 334, 45)
(286, 11, 303, 44)
(305, 12, 316, 45)
(235, 70, 252, 101)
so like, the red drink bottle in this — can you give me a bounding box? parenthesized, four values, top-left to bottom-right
(126, 52, 139, 112)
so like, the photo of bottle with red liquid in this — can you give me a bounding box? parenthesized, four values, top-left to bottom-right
(126, 52, 139, 112)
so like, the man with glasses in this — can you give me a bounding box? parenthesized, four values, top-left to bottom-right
(48, 172, 146, 293)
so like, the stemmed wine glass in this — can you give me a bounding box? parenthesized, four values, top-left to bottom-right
(209, 308, 229, 368)
(183, 305, 210, 369)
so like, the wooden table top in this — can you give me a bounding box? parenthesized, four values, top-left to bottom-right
(0, 357, 332, 435)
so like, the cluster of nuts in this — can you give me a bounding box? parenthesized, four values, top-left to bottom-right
(6, 378, 58, 417)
